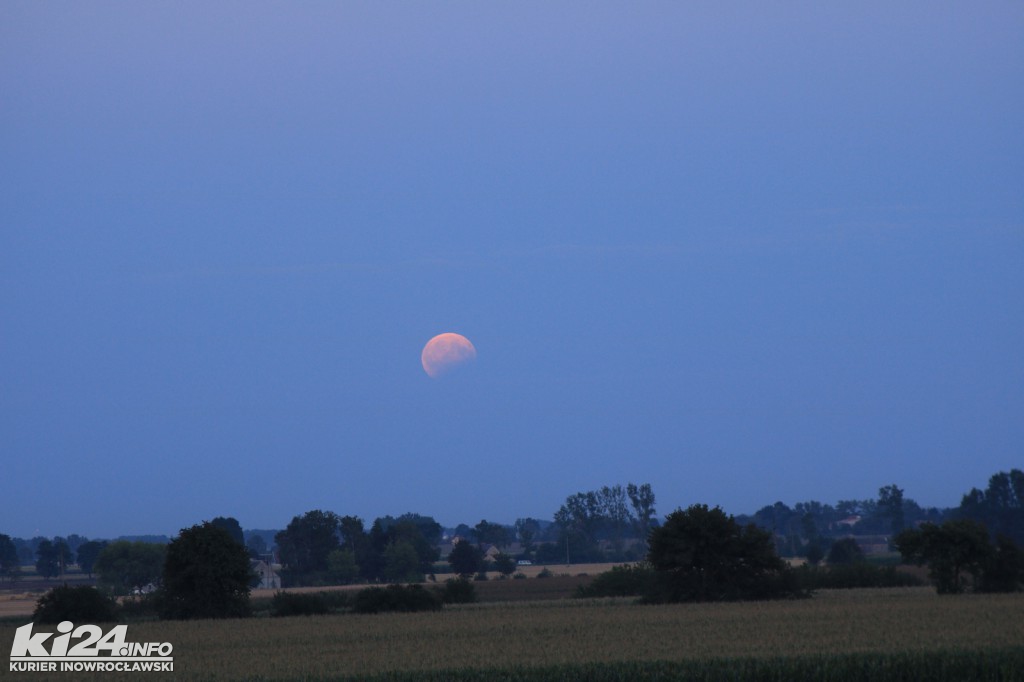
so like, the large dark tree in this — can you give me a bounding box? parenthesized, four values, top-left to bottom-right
(827, 537, 865, 565)
(978, 535, 1024, 593)
(338, 516, 378, 582)
(75, 540, 108, 578)
(369, 518, 439, 578)
(275, 510, 341, 584)
(35, 539, 73, 579)
(448, 539, 481, 579)
(474, 520, 510, 549)
(514, 518, 541, 557)
(627, 483, 657, 548)
(159, 522, 251, 619)
(94, 541, 165, 595)
(877, 484, 906, 536)
(0, 534, 19, 581)
(958, 469, 1024, 546)
(493, 552, 517, 578)
(896, 519, 995, 594)
(210, 517, 245, 546)
(645, 504, 803, 603)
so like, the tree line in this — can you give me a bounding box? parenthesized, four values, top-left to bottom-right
(3, 470, 1021, 593)
(6, 469, 1023, 626)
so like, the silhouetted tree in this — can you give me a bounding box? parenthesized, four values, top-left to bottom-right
(878, 484, 906, 536)
(448, 539, 481, 578)
(0, 534, 19, 582)
(474, 520, 510, 549)
(75, 540, 108, 577)
(35, 540, 72, 579)
(827, 538, 865, 565)
(210, 517, 245, 546)
(246, 534, 267, 559)
(326, 548, 360, 584)
(493, 552, 516, 578)
(978, 536, 1024, 593)
(370, 517, 440, 579)
(382, 540, 423, 583)
(275, 510, 341, 584)
(159, 522, 251, 619)
(94, 541, 165, 595)
(514, 518, 541, 557)
(627, 483, 657, 547)
(958, 469, 1024, 546)
(895, 520, 992, 594)
(645, 504, 803, 602)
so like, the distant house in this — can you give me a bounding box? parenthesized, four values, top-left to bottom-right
(837, 515, 862, 528)
(251, 560, 281, 590)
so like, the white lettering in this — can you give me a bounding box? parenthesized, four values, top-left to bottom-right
(8, 661, 57, 671)
(48, 621, 75, 657)
(10, 623, 53, 657)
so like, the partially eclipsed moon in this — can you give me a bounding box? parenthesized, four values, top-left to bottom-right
(421, 333, 477, 378)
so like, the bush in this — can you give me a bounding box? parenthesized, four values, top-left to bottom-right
(536, 568, 553, 579)
(352, 584, 441, 614)
(795, 564, 922, 590)
(34, 586, 119, 624)
(575, 564, 656, 598)
(118, 594, 160, 621)
(827, 538, 865, 565)
(271, 591, 334, 617)
(438, 578, 476, 604)
(513, 572, 527, 579)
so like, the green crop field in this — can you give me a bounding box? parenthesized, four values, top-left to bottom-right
(3, 587, 1023, 681)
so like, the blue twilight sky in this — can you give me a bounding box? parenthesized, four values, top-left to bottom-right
(2, 2, 1022, 539)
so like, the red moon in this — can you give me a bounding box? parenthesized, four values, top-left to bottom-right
(421, 333, 477, 378)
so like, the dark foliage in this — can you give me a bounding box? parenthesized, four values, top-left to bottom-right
(275, 510, 342, 586)
(957, 469, 1024, 547)
(0, 534, 19, 581)
(794, 564, 922, 590)
(645, 504, 807, 603)
(270, 590, 350, 617)
(34, 586, 118, 624)
(575, 563, 656, 598)
(438, 577, 477, 604)
(827, 538, 865, 565)
(978, 535, 1024, 593)
(895, 519, 994, 594)
(895, 519, 1024, 595)
(159, 522, 252, 619)
(118, 594, 160, 621)
(447, 539, 481, 578)
(74, 540, 108, 577)
(210, 517, 245, 546)
(493, 552, 517, 577)
(352, 584, 442, 614)
(94, 541, 165, 596)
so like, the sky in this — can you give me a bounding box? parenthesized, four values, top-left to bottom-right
(2, 2, 1022, 539)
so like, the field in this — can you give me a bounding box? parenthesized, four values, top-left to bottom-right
(2, 587, 1023, 681)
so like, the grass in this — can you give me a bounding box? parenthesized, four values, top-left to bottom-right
(2, 587, 1021, 680)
